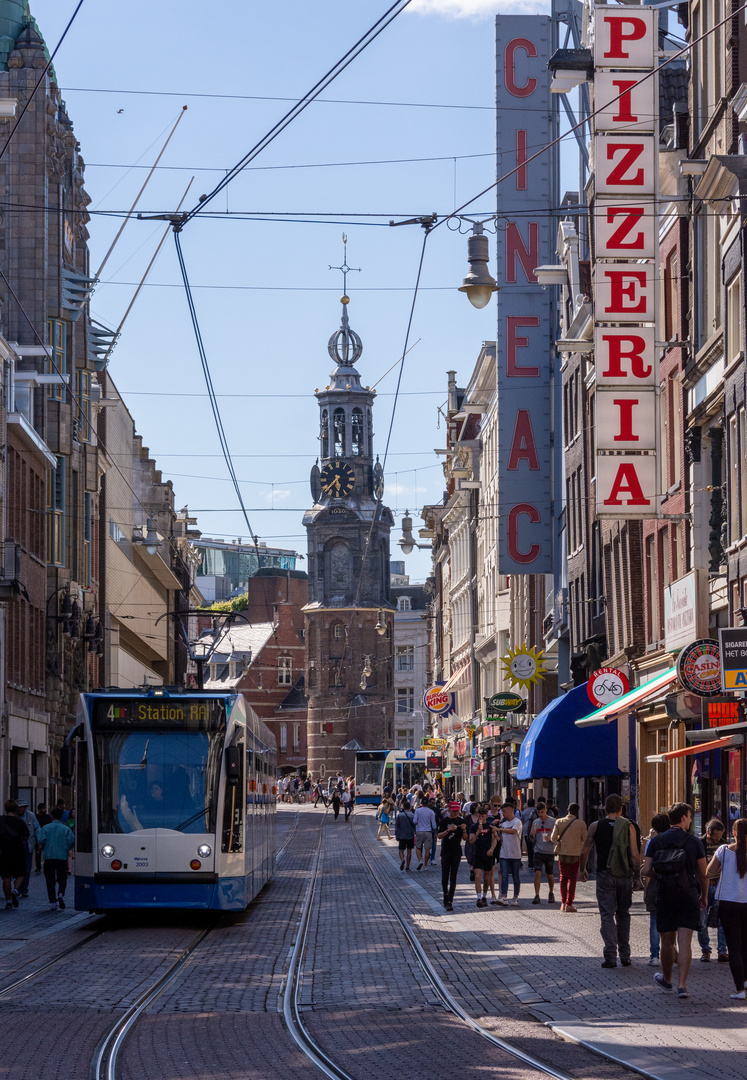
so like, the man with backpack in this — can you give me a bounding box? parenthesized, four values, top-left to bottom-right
(579, 794, 640, 968)
(642, 802, 708, 999)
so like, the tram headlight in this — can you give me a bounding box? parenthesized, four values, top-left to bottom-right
(101, 844, 115, 859)
(197, 844, 212, 859)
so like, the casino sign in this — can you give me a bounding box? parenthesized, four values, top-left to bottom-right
(676, 639, 722, 698)
(422, 682, 456, 717)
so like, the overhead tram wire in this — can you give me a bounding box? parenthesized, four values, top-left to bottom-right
(182, 0, 415, 223)
(0, 0, 86, 167)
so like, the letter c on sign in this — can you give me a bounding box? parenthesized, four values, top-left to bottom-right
(508, 503, 541, 564)
(505, 38, 537, 98)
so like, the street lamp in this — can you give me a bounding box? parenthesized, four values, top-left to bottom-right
(375, 609, 387, 636)
(143, 518, 161, 556)
(458, 223, 498, 309)
(397, 512, 432, 555)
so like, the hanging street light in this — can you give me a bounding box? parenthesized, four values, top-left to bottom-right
(458, 223, 498, 309)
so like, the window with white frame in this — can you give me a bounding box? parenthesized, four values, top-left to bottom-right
(396, 645, 414, 671)
(278, 657, 292, 685)
(279, 725, 288, 752)
(292, 723, 301, 753)
(396, 728, 414, 750)
(397, 596, 411, 612)
(728, 272, 743, 366)
(396, 687, 414, 713)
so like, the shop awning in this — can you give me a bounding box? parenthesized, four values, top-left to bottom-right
(517, 683, 622, 780)
(575, 668, 678, 728)
(442, 659, 471, 693)
(645, 734, 743, 764)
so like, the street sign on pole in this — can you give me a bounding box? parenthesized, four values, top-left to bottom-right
(718, 628, 747, 690)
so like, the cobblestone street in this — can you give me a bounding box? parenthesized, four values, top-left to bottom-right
(0, 805, 743, 1080)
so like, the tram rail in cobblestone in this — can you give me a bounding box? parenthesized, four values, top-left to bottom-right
(0, 926, 106, 999)
(348, 812, 579, 1080)
(89, 925, 213, 1080)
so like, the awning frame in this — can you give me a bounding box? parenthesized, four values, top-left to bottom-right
(645, 733, 743, 763)
(442, 659, 471, 693)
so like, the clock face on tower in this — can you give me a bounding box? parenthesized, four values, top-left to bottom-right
(320, 459, 355, 498)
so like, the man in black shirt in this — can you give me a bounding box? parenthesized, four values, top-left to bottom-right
(437, 801, 467, 911)
(642, 802, 707, 999)
(0, 800, 30, 908)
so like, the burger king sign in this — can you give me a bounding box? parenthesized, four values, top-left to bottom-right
(422, 683, 456, 718)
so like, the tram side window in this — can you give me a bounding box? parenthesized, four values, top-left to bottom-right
(76, 741, 92, 852)
(222, 740, 244, 853)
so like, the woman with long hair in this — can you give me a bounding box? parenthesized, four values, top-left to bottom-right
(706, 817, 747, 999)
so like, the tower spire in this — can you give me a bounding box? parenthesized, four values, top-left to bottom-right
(327, 233, 363, 367)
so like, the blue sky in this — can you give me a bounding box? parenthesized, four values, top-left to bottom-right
(32, 0, 555, 582)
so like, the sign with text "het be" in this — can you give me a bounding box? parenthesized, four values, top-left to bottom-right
(495, 15, 555, 573)
(718, 628, 747, 690)
(592, 5, 660, 520)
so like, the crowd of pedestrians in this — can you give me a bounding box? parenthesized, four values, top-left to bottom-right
(375, 784, 747, 1002)
(0, 798, 75, 912)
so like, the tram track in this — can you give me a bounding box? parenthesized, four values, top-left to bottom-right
(280, 810, 582, 1080)
(0, 925, 108, 999)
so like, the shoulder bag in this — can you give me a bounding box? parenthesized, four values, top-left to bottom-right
(553, 819, 575, 855)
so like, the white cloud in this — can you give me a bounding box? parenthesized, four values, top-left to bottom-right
(262, 489, 292, 503)
(408, 0, 550, 19)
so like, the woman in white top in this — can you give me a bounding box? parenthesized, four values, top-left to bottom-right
(706, 817, 747, 999)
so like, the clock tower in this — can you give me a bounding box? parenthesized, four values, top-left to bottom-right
(303, 288, 395, 781)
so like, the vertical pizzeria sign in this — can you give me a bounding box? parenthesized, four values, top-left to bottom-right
(495, 15, 556, 572)
(593, 6, 661, 518)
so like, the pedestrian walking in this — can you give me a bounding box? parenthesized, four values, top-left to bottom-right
(38, 807, 75, 911)
(342, 788, 353, 822)
(705, 817, 747, 999)
(376, 796, 394, 840)
(34, 803, 52, 873)
(496, 802, 523, 905)
(463, 801, 479, 882)
(331, 789, 342, 820)
(55, 799, 70, 823)
(643, 813, 671, 967)
(642, 801, 707, 998)
(469, 804, 498, 908)
(551, 803, 587, 912)
(520, 799, 536, 867)
(16, 801, 40, 898)
(437, 801, 467, 911)
(413, 798, 437, 870)
(303, 776, 312, 803)
(580, 794, 640, 968)
(697, 818, 728, 963)
(0, 800, 29, 909)
(530, 803, 557, 904)
(429, 797, 440, 865)
(395, 803, 416, 870)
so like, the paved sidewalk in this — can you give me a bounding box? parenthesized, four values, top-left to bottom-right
(360, 809, 746, 1080)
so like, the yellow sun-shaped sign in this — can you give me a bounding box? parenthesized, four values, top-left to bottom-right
(500, 644, 547, 690)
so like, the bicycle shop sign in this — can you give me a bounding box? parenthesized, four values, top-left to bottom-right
(593, 5, 661, 518)
(587, 666, 630, 708)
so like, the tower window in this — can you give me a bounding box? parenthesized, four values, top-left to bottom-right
(321, 410, 329, 458)
(333, 408, 345, 456)
(351, 408, 363, 456)
(333, 623, 344, 639)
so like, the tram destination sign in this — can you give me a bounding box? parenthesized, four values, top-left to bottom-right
(91, 697, 226, 730)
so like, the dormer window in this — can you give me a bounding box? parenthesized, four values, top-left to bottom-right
(321, 410, 329, 457)
(351, 408, 363, 455)
(398, 596, 411, 612)
(333, 408, 345, 455)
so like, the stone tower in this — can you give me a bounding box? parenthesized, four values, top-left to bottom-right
(303, 292, 395, 780)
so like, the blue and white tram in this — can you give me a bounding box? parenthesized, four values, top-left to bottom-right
(354, 748, 428, 804)
(65, 689, 276, 912)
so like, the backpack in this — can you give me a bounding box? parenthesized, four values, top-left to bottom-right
(651, 832, 693, 898)
(607, 817, 632, 879)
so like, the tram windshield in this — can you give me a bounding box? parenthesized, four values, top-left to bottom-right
(356, 751, 387, 788)
(92, 728, 225, 834)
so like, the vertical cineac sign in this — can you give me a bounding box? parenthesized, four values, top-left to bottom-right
(495, 16, 556, 573)
(592, 5, 660, 518)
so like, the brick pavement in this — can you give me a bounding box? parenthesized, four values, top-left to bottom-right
(356, 807, 747, 1080)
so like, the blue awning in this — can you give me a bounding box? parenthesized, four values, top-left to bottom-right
(517, 683, 622, 780)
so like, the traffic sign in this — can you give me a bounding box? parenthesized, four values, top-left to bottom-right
(718, 628, 747, 690)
